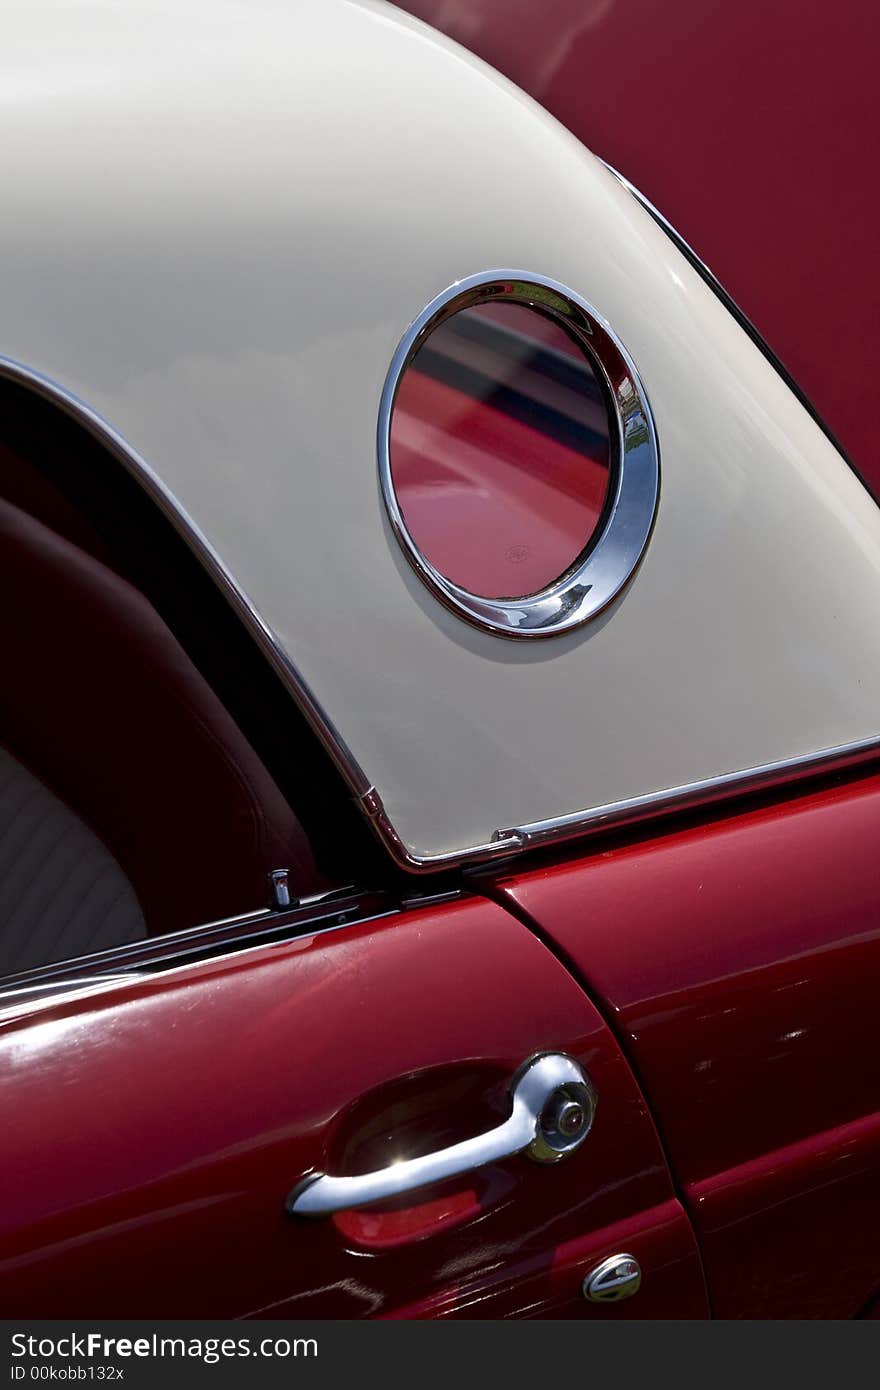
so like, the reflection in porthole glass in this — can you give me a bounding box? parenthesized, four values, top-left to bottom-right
(389, 302, 613, 600)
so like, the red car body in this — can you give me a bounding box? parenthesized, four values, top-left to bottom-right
(2, 0, 879, 1320)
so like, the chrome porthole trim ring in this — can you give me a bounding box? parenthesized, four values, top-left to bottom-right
(377, 271, 660, 639)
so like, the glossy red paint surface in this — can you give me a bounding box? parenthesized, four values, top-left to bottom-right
(690, 1112, 880, 1319)
(0, 897, 707, 1318)
(400, 0, 880, 495)
(494, 770, 880, 1317)
(384, 1200, 705, 1319)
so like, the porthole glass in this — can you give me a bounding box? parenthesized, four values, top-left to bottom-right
(379, 274, 659, 639)
(389, 301, 612, 600)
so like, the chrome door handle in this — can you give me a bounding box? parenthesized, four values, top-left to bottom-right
(287, 1052, 596, 1218)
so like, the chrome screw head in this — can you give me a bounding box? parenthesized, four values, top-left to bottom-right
(553, 1098, 587, 1137)
(527, 1081, 597, 1163)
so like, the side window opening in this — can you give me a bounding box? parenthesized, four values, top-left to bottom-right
(0, 378, 383, 981)
(0, 745, 146, 977)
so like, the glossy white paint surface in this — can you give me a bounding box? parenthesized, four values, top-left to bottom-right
(2, 0, 880, 864)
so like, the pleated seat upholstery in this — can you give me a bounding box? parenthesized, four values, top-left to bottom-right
(0, 493, 323, 976)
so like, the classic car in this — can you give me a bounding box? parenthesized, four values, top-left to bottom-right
(1, 0, 878, 1319)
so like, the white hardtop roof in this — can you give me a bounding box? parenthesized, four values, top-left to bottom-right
(2, 0, 880, 869)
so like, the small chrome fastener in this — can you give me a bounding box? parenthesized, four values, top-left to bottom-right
(551, 1097, 587, 1138)
(269, 868, 292, 910)
(583, 1253, 642, 1304)
(527, 1079, 597, 1164)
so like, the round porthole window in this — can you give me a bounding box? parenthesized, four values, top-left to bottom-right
(378, 273, 659, 638)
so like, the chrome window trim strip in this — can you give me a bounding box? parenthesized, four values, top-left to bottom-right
(377, 271, 660, 639)
(0, 891, 396, 1015)
(361, 737, 880, 873)
(0, 904, 273, 994)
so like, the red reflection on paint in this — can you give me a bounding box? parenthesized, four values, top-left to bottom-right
(334, 1186, 481, 1249)
(390, 302, 611, 599)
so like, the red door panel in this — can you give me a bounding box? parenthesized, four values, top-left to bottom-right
(690, 1113, 880, 1319)
(0, 897, 707, 1318)
(493, 771, 880, 1317)
(384, 1200, 706, 1319)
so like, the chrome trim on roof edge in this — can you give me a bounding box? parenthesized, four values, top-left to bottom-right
(600, 160, 876, 502)
(4, 356, 879, 878)
(495, 735, 880, 854)
(0, 354, 376, 810)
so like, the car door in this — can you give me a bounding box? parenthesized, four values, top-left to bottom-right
(490, 769, 880, 1318)
(0, 893, 707, 1319)
(0, 367, 701, 1321)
